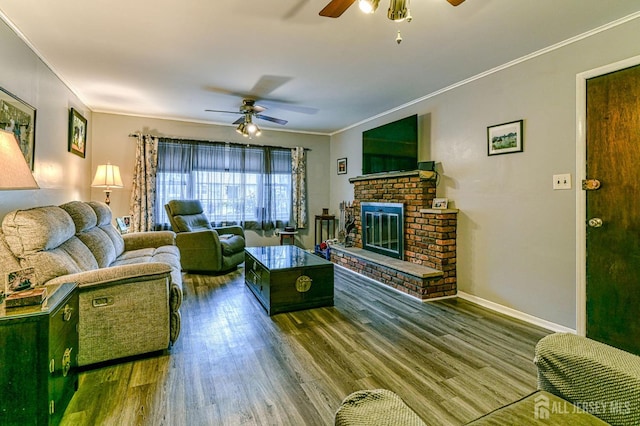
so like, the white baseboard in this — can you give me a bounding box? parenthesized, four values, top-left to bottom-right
(337, 264, 575, 332)
(457, 291, 576, 334)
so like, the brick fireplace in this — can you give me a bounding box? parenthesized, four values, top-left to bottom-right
(330, 170, 457, 299)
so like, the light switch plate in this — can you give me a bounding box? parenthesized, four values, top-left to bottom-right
(553, 173, 572, 190)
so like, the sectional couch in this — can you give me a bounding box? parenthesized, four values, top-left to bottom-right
(0, 201, 182, 366)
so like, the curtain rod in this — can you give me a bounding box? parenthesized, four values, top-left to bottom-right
(128, 133, 311, 151)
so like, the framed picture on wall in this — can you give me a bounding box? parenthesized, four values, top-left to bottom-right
(337, 158, 347, 175)
(487, 119, 523, 156)
(68, 108, 87, 158)
(0, 87, 36, 170)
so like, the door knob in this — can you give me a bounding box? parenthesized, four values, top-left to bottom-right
(588, 217, 603, 228)
(582, 179, 601, 190)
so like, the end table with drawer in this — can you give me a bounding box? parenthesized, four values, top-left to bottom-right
(0, 282, 79, 425)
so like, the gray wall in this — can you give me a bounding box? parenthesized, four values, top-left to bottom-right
(0, 18, 92, 216)
(329, 18, 640, 329)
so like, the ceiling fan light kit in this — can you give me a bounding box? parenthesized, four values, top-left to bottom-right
(387, 0, 409, 22)
(320, 0, 463, 43)
(320, 0, 464, 19)
(236, 115, 262, 138)
(358, 0, 379, 14)
(207, 98, 286, 138)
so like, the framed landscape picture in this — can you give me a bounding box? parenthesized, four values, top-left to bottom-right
(487, 119, 523, 156)
(0, 87, 36, 170)
(69, 108, 87, 158)
(337, 158, 347, 175)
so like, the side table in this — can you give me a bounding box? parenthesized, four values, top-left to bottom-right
(279, 230, 298, 245)
(0, 282, 79, 425)
(315, 214, 337, 257)
(315, 214, 337, 246)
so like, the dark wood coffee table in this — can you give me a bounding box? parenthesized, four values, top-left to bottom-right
(245, 245, 334, 315)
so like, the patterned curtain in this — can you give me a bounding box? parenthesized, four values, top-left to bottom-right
(291, 146, 307, 229)
(129, 134, 159, 232)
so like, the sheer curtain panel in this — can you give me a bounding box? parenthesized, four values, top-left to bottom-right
(154, 139, 293, 231)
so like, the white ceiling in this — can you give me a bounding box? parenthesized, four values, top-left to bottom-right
(1, 0, 639, 135)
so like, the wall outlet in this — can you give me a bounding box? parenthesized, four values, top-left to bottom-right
(553, 173, 572, 190)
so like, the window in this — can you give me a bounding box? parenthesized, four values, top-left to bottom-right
(154, 140, 292, 230)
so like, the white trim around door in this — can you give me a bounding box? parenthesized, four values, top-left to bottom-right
(575, 54, 640, 336)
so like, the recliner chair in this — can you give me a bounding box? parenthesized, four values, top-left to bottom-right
(165, 200, 245, 273)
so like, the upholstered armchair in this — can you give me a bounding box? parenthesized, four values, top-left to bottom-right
(165, 200, 246, 273)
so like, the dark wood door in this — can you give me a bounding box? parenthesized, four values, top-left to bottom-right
(586, 64, 640, 355)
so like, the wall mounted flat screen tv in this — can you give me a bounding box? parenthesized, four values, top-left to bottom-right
(362, 114, 418, 175)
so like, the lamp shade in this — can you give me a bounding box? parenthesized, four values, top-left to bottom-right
(0, 129, 39, 190)
(91, 163, 123, 188)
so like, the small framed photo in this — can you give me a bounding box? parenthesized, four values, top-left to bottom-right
(432, 198, 449, 209)
(68, 108, 87, 158)
(0, 86, 36, 170)
(488, 119, 523, 156)
(116, 216, 130, 234)
(337, 158, 347, 175)
(6, 267, 36, 295)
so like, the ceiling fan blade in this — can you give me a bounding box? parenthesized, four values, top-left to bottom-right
(255, 114, 288, 125)
(233, 116, 246, 125)
(446, 0, 465, 5)
(319, 0, 356, 17)
(283, 0, 309, 19)
(259, 99, 318, 115)
(250, 76, 293, 98)
(205, 109, 242, 115)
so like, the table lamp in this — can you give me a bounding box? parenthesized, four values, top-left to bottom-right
(0, 129, 39, 190)
(91, 162, 123, 205)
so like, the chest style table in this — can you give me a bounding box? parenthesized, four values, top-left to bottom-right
(245, 245, 334, 315)
(0, 282, 79, 425)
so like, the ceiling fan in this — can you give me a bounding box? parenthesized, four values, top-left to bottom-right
(205, 99, 288, 138)
(320, 0, 465, 19)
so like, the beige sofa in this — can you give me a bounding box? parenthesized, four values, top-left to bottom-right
(0, 201, 183, 366)
(335, 333, 640, 425)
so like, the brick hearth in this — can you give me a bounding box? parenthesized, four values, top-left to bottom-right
(331, 170, 457, 299)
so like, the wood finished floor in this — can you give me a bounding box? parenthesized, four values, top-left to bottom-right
(60, 266, 551, 426)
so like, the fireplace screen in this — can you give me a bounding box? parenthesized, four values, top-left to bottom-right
(361, 202, 404, 260)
